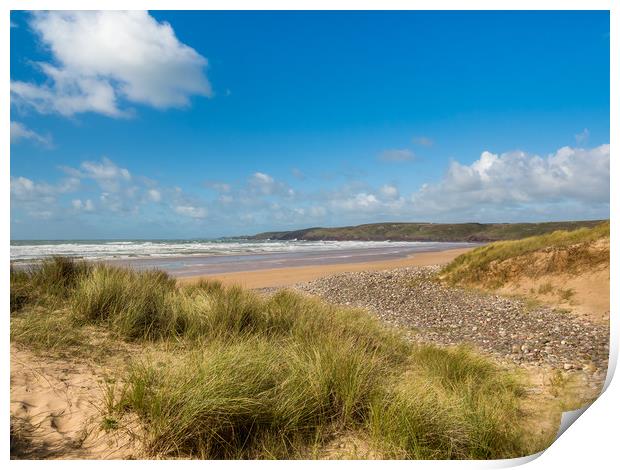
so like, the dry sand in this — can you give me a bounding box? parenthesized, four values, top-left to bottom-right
(178, 247, 473, 289)
(497, 268, 610, 326)
(10, 345, 141, 459)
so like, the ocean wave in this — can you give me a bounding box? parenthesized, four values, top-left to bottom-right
(10, 239, 441, 262)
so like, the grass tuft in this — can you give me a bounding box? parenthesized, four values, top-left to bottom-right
(537, 282, 554, 295)
(71, 265, 177, 340)
(440, 221, 609, 288)
(368, 345, 528, 459)
(10, 257, 92, 312)
(11, 309, 86, 352)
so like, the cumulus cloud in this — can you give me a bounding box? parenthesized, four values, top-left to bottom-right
(72, 198, 95, 211)
(11, 176, 79, 202)
(174, 205, 208, 219)
(411, 144, 610, 213)
(11, 175, 80, 219)
(380, 184, 399, 199)
(248, 172, 294, 197)
(13, 155, 214, 223)
(332, 192, 380, 212)
(58, 157, 146, 214)
(147, 189, 162, 202)
(73, 157, 132, 192)
(379, 148, 415, 162)
(314, 144, 609, 223)
(11, 11, 212, 117)
(249, 172, 275, 194)
(328, 186, 406, 216)
(10, 121, 53, 147)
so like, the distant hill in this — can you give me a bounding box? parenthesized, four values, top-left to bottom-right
(249, 220, 605, 242)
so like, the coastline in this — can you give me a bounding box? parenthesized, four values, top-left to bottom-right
(177, 247, 474, 289)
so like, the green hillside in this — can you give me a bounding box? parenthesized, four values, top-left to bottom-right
(250, 220, 605, 242)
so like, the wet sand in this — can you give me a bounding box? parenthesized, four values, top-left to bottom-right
(107, 242, 476, 277)
(177, 247, 475, 289)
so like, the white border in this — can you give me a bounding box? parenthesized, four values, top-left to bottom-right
(3, 2, 616, 468)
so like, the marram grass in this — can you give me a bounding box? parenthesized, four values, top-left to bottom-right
(440, 220, 610, 287)
(11, 257, 545, 459)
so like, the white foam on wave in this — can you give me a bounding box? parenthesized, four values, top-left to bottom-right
(10, 239, 442, 262)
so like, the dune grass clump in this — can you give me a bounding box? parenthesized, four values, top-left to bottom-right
(10, 257, 92, 312)
(108, 340, 531, 459)
(368, 346, 528, 459)
(109, 334, 390, 458)
(440, 221, 610, 287)
(30, 256, 93, 296)
(11, 257, 542, 459)
(71, 265, 178, 340)
(10, 310, 86, 352)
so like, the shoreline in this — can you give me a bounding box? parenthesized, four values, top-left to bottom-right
(177, 247, 474, 289)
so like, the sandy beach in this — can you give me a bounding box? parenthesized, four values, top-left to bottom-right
(177, 247, 474, 288)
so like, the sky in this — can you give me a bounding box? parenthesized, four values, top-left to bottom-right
(10, 10, 610, 240)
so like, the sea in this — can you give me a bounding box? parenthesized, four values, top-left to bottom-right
(10, 239, 477, 276)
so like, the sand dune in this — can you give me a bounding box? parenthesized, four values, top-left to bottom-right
(497, 268, 610, 325)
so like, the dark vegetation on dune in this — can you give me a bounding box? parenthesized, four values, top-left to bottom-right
(249, 220, 603, 243)
(11, 257, 550, 459)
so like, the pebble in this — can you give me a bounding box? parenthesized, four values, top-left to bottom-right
(294, 266, 609, 378)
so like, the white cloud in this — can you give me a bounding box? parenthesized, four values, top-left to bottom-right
(412, 144, 610, 212)
(10, 121, 53, 147)
(72, 198, 95, 211)
(575, 128, 590, 145)
(333, 192, 380, 212)
(379, 148, 415, 162)
(11, 177, 48, 201)
(174, 205, 208, 219)
(380, 184, 399, 199)
(412, 136, 433, 147)
(248, 172, 294, 197)
(11, 175, 80, 219)
(11, 176, 79, 202)
(250, 172, 275, 193)
(59, 157, 149, 214)
(147, 189, 162, 202)
(78, 157, 131, 192)
(11, 11, 212, 117)
(13, 156, 214, 223)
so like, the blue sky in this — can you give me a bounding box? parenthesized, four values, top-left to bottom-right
(10, 11, 610, 239)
